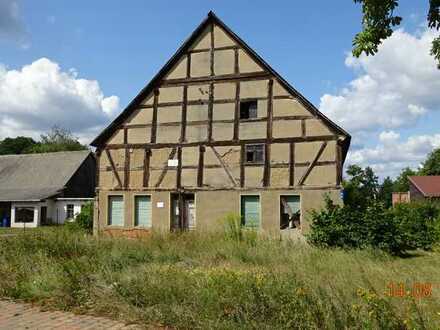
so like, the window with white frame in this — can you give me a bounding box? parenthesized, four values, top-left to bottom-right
(15, 207, 34, 223)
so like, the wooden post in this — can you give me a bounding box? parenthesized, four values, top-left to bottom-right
(240, 144, 245, 187)
(197, 146, 205, 187)
(233, 81, 240, 141)
(289, 143, 295, 186)
(151, 89, 159, 143)
(143, 149, 151, 187)
(208, 83, 214, 141)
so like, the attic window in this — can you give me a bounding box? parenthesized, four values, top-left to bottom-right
(240, 100, 258, 119)
(245, 144, 264, 164)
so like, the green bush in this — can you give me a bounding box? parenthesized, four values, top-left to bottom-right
(65, 202, 93, 233)
(308, 198, 440, 254)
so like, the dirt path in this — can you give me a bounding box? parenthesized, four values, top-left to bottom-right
(0, 300, 141, 329)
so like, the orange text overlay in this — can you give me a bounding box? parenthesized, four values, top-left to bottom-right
(386, 282, 439, 298)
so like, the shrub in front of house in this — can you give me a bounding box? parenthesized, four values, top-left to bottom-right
(308, 198, 440, 254)
(64, 202, 93, 233)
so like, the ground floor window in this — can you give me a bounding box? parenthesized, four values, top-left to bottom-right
(241, 195, 260, 228)
(15, 207, 34, 223)
(135, 196, 152, 228)
(108, 196, 124, 226)
(280, 195, 301, 230)
(66, 204, 74, 220)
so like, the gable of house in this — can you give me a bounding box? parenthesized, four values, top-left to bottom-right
(92, 12, 350, 192)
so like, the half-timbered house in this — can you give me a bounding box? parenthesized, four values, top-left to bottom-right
(91, 12, 350, 237)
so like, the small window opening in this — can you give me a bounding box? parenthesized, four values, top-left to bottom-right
(66, 204, 74, 220)
(280, 196, 301, 230)
(245, 144, 264, 164)
(240, 100, 258, 119)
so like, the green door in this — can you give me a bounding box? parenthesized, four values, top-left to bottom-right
(241, 195, 260, 228)
(135, 196, 152, 228)
(108, 196, 124, 226)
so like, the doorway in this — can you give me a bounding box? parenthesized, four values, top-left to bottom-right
(171, 193, 195, 231)
(40, 206, 48, 225)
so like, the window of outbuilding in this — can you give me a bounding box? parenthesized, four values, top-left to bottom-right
(245, 144, 264, 164)
(66, 204, 74, 220)
(15, 207, 34, 223)
(240, 100, 258, 119)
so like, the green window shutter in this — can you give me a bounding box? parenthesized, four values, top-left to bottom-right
(241, 195, 260, 228)
(135, 196, 152, 228)
(108, 196, 124, 226)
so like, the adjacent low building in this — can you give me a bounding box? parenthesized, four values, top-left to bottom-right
(0, 151, 96, 228)
(392, 176, 440, 206)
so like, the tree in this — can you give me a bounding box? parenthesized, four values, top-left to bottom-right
(352, 0, 440, 68)
(393, 167, 417, 192)
(0, 136, 36, 155)
(378, 176, 394, 208)
(343, 164, 379, 209)
(27, 126, 88, 154)
(419, 148, 440, 175)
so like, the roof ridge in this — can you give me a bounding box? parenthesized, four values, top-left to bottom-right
(0, 150, 91, 158)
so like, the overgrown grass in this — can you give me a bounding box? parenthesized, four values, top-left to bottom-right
(1, 228, 440, 329)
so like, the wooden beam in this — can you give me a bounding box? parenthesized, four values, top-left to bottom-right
(105, 135, 339, 150)
(124, 147, 130, 190)
(180, 86, 188, 142)
(266, 79, 274, 140)
(95, 149, 101, 190)
(197, 145, 205, 187)
(263, 143, 271, 187)
(187, 45, 239, 54)
(143, 149, 151, 187)
(186, 53, 191, 79)
(161, 72, 271, 87)
(138, 95, 293, 109)
(301, 119, 306, 137)
(207, 83, 214, 141)
(123, 127, 128, 144)
(234, 48, 239, 74)
(233, 81, 240, 141)
(289, 142, 295, 186)
(105, 149, 122, 188)
(155, 148, 177, 187)
(108, 184, 340, 193)
(210, 22, 215, 76)
(176, 147, 182, 189)
(240, 144, 245, 187)
(298, 142, 327, 186)
(210, 146, 238, 187)
(336, 142, 342, 186)
(151, 89, 159, 143)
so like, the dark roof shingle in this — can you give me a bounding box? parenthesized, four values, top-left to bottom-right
(0, 150, 91, 201)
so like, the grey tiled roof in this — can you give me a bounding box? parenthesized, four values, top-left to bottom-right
(0, 150, 91, 201)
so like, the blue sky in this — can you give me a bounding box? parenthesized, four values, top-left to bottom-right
(0, 1, 439, 178)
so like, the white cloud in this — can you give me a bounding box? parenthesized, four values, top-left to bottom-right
(0, 58, 120, 144)
(347, 132, 440, 178)
(319, 28, 440, 135)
